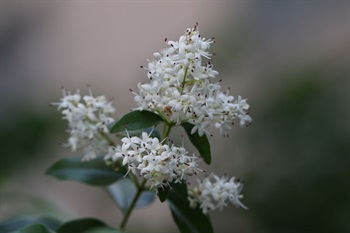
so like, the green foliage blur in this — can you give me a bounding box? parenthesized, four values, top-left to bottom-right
(244, 66, 349, 233)
(0, 107, 62, 183)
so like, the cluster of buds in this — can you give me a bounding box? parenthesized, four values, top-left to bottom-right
(105, 131, 203, 189)
(51, 88, 115, 160)
(133, 23, 252, 136)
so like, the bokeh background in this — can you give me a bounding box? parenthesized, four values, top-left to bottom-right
(1, 1, 349, 233)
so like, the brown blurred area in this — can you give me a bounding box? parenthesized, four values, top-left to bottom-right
(0, 1, 349, 233)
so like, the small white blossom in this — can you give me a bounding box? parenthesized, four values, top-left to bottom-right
(51, 88, 116, 160)
(134, 23, 252, 136)
(188, 173, 247, 215)
(106, 131, 203, 189)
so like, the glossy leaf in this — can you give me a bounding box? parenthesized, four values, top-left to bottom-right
(168, 191, 213, 233)
(46, 155, 124, 186)
(157, 181, 188, 203)
(170, 182, 188, 201)
(110, 110, 163, 133)
(11, 224, 56, 233)
(0, 216, 60, 233)
(181, 123, 211, 164)
(56, 218, 109, 233)
(157, 186, 170, 202)
(107, 178, 155, 212)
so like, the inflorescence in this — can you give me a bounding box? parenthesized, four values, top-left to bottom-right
(51, 88, 115, 161)
(105, 131, 203, 189)
(133, 23, 252, 137)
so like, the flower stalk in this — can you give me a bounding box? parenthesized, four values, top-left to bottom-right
(119, 121, 174, 230)
(119, 179, 147, 230)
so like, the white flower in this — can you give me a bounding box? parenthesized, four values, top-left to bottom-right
(188, 173, 247, 215)
(106, 131, 203, 189)
(134, 23, 252, 136)
(51, 88, 116, 160)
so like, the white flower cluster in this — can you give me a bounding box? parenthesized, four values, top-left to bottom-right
(52, 88, 115, 160)
(188, 173, 247, 215)
(134, 23, 252, 136)
(105, 131, 203, 189)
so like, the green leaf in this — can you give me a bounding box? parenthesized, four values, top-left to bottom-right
(0, 216, 60, 233)
(110, 110, 163, 133)
(181, 123, 211, 164)
(170, 182, 188, 201)
(107, 178, 155, 212)
(46, 155, 124, 186)
(157, 182, 188, 203)
(168, 192, 213, 233)
(56, 218, 109, 233)
(157, 186, 170, 202)
(11, 224, 56, 233)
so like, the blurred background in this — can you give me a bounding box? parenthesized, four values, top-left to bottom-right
(0, 1, 349, 233)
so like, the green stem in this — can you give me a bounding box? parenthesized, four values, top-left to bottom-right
(100, 131, 115, 147)
(100, 130, 141, 226)
(180, 67, 189, 95)
(162, 122, 173, 140)
(119, 179, 147, 230)
(119, 121, 173, 230)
